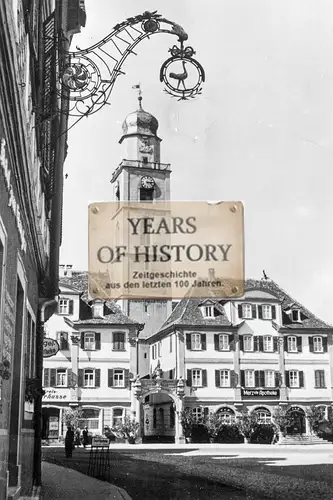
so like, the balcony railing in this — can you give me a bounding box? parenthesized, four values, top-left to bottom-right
(111, 159, 171, 181)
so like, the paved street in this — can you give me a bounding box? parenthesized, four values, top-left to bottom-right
(42, 443, 333, 499)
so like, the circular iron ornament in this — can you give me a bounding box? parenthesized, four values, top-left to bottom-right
(59, 55, 101, 101)
(142, 18, 160, 33)
(160, 55, 205, 100)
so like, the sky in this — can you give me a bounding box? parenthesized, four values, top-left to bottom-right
(60, 0, 333, 323)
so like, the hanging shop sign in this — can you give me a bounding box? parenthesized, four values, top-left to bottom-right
(0, 136, 27, 252)
(88, 201, 244, 300)
(43, 338, 59, 358)
(241, 389, 280, 398)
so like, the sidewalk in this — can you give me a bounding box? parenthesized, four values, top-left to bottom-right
(41, 461, 132, 500)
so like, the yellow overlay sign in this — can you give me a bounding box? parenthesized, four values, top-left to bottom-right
(88, 201, 244, 300)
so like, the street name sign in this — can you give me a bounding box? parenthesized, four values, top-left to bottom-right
(88, 201, 244, 300)
(91, 437, 110, 447)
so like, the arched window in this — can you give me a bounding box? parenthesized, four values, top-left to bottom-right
(81, 408, 100, 430)
(217, 407, 235, 424)
(255, 407, 271, 424)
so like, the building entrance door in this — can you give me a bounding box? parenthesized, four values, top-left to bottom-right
(287, 407, 306, 435)
(142, 393, 176, 443)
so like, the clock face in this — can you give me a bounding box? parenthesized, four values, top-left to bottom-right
(141, 175, 155, 190)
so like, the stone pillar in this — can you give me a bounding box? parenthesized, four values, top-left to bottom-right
(175, 401, 185, 444)
(59, 408, 63, 438)
(234, 331, 241, 401)
(278, 335, 288, 400)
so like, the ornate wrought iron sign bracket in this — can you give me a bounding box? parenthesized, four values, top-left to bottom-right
(58, 11, 205, 118)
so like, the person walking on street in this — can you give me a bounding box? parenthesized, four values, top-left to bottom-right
(82, 426, 89, 449)
(75, 427, 81, 447)
(65, 426, 75, 458)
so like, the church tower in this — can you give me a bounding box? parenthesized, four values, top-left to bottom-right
(110, 90, 172, 338)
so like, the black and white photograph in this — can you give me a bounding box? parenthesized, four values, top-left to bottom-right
(1, 1, 333, 499)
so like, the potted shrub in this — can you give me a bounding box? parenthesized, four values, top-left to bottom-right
(112, 417, 140, 444)
(236, 412, 259, 444)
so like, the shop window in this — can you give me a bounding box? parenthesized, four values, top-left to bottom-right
(255, 407, 271, 424)
(112, 408, 124, 427)
(217, 407, 236, 424)
(81, 408, 100, 430)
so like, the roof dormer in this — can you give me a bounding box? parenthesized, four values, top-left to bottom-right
(91, 299, 104, 318)
(199, 299, 222, 319)
(285, 304, 303, 323)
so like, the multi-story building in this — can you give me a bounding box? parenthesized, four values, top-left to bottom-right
(147, 277, 333, 440)
(0, 1, 85, 498)
(42, 265, 146, 438)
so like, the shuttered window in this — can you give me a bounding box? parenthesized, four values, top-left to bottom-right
(314, 370, 325, 388)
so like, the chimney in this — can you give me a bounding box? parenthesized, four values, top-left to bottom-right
(59, 264, 73, 278)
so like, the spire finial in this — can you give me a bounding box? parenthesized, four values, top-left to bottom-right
(132, 83, 142, 109)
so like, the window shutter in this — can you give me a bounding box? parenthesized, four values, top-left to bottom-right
(299, 371, 304, 388)
(309, 336, 314, 352)
(94, 369, 100, 387)
(258, 336, 264, 352)
(238, 304, 243, 318)
(43, 368, 50, 387)
(285, 370, 290, 387)
(251, 305, 257, 318)
(214, 334, 219, 351)
(203, 407, 209, 418)
(273, 337, 278, 352)
(80, 332, 85, 349)
(254, 336, 260, 351)
(272, 306, 276, 320)
(108, 369, 114, 387)
(215, 370, 220, 387)
(259, 370, 265, 387)
(95, 332, 101, 350)
(201, 334, 206, 350)
(124, 369, 130, 388)
(202, 370, 207, 387)
(321, 370, 325, 387)
(67, 368, 72, 386)
(239, 335, 243, 351)
(314, 370, 320, 388)
(258, 305, 263, 319)
(78, 369, 84, 387)
(50, 368, 56, 387)
(254, 371, 260, 387)
(323, 337, 328, 352)
(284, 337, 288, 351)
(297, 336, 302, 352)
(230, 370, 236, 388)
(69, 300, 74, 315)
(186, 334, 192, 350)
(240, 370, 245, 387)
(186, 369, 192, 387)
(275, 371, 280, 388)
(229, 334, 235, 351)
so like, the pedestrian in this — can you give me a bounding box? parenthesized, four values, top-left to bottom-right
(75, 427, 81, 447)
(65, 426, 74, 458)
(82, 426, 89, 448)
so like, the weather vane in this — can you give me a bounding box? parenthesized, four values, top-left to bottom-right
(58, 11, 205, 119)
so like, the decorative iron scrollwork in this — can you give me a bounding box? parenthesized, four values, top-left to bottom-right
(57, 11, 204, 120)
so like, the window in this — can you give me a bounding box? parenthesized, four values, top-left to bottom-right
(265, 370, 275, 388)
(192, 369, 202, 387)
(256, 408, 271, 424)
(203, 305, 214, 318)
(56, 369, 67, 387)
(287, 336, 297, 352)
(81, 408, 100, 430)
(219, 370, 230, 387)
(84, 332, 95, 350)
(191, 334, 201, 350)
(218, 408, 235, 424)
(244, 370, 254, 387)
(142, 156, 148, 164)
(192, 407, 203, 422)
(56, 331, 69, 350)
(243, 335, 253, 351)
(152, 344, 157, 360)
(58, 298, 69, 315)
(313, 337, 323, 353)
(84, 369, 95, 387)
(113, 369, 125, 387)
(219, 334, 229, 351)
(158, 341, 162, 357)
(263, 336, 273, 352)
(289, 370, 299, 388)
(242, 304, 253, 319)
(113, 332, 125, 350)
(315, 370, 325, 388)
(140, 189, 153, 201)
(262, 305, 272, 320)
(113, 408, 124, 427)
(292, 309, 301, 322)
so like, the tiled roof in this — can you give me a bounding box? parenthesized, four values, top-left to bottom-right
(158, 278, 332, 334)
(59, 271, 140, 327)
